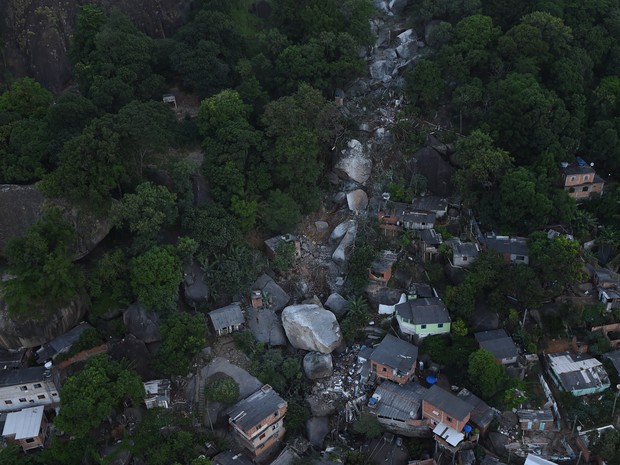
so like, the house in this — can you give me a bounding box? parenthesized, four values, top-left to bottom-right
(517, 409, 554, 431)
(0, 366, 59, 412)
(411, 196, 448, 218)
(228, 384, 287, 457)
(546, 351, 610, 396)
(209, 303, 245, 336)
(474, 329, 519, 365)
(418, 229, 442, 263)
(0, 348, 28, 371)
(378, 211, 402, 237)
(560, 162, 604, 201)
(144, 379, 171, 409)
(391, 203, 436, 230)
(592, 268, 620, 311)
(481, 235, 529, 264)
(369, 335, 418, 385)
(35, 321, 92, 363)
(524, 454, 557, 465)
(422, 384, 473, 433)
(264, 234, 301, 260)
(448, 239, 479, 267)
(395, 297, 451, 342)
(212, 451, 254, 465)
(456, 388, 495, 435)
(367, 381, 428, 434)
(251, 274, 290, 312)
(369, 251, 399, 284)
(1, 406, 47, 451)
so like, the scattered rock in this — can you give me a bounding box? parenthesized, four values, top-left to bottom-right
(369, 60, 394, 82)
(306, 416, 330, 447)
(324, 293, 348, 318)
(183, 263, 209, 308)
(315, 221, 330, 233)
(346, 189, 369, 212)
(334, 140, 373, 183)
(123, 303, 161, 344)
(332, 191, 347, 206)
(282, 304, 344, 353)
(303, 352, 334, 379)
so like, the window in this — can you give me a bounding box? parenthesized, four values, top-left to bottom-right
(37, 394, 45, 400)
(582, 186, 589, 192)
(516, 255, 525, 261)
(382, 367, 387, 372)
(33, 383, 42, 389)
(463, 256, 468, 261)
(569, 187, 575, 193)
(421, 324, 427, 329)
(272, 425, 277, 430)
(4, 400, 12, 405)
(273, 412, 278, 417)
(438, 323, 444, 328)
(584, 175, 589, 181)
(52, 393, 58, 397)
(447, 416, 452, 422)
(19, 398, 26, 402)
(25, 438, 35, 443)
(570, 176, 576, 182)
(20, 386, 27, 391)
(259, 433, 266, 440)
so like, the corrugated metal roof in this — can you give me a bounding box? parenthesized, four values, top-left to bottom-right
(547, 352, 610, 392)
(475, 330, 518, 361)
(209, 303, 244, 331)
(2, 406, 44, 440)
(373, 381, 425, 421)
(456, 388, 495, 429)
(424, 385, 473, 421)
(432, 422, 464, 447)
(524, 454, 557, 465)
(228, 385, 286, 431)
(0, 366, 48, 388)
(396, 298, 450, 325)
(370, 335, 418, 373)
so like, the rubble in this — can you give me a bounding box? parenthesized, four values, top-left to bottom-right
(303, 352, 334, 380)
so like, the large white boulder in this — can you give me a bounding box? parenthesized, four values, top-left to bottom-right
(334, 139, 372, 183)
(282, 304, 343, 353)
(347, 189, 369, 212)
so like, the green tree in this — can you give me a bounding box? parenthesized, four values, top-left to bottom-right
(260, 189, 301, 234)
(468, 348, 507, 398)
(130, 246, 183, 312)
(528, 232, 582, 296)
(405, 59, 444, 110)
(205, 376, 239, 405)
(452, 320, 469, 337)
(87, 249, 132, 317)
(2, 208, 83, 318)
(55, 355, 144, 436)
(0, 444, 36, 465)
(153, 312, 206, 376)
(113, 182, 178, 251)
(0, 77, 52, 118)
(206, 244, 265, 298)
(341, 296, 369, 341)
(353, 414, 382, 439)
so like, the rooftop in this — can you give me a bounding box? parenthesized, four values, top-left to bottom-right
(370, 335, 418, 373)
(371, 251, 399, 272)
(411, 196, 447, 213)
(396, 297, 450, 325)
(144, 379, 171, 398)
(604, 349, 620, 374)
(392, 203, 436, 224)
(209, 303, 245, 331)
(451, 240, 479, 257)
(372, 380, 426, 421)
(456, 388, 495, 429)
(35, 321, 92, 362)
(212, 451, 254, 465)
(228, 385, 286, 431)
(420, 229, 442, 246)
(0, 348, 26, 371)
(0, 366, 49, 388)
(546, 352, 610, 392)
(524, 454, 557, 465)
(482, 235, 528, 257)
(432, 422, 464, 447)
(2, 406, 44, 440)
(474, 329, 519, 361)
(424, 385, 473, 422)
(561, 165, 596, 176)
(517, 409, 554, 422)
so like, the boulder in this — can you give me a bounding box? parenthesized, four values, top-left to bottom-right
(306, 394, 337, 417)
(410, 147, 455, 196)
(330, 220, 357, 242)
(332, 225, 357, 266)
(389, 0, 409, 14)
(334, 140, 372, 184)
(123, 303, 161, 344)
(108, 334, 157, 380)
(0, 294, 87, 350)
(347, 189, 369, 212)
(246, 307, 287, 346)
(183, 263, 209, 308)
(252, 274, 290, 311)
(282, 304, 343, 353)
(0, 184, 112, 259)
(324, 293, 348, 318)
(306, 416, 330, 447)
(303, 352, 333, 379)
(396, 41, 418, 60)
(315, 221, 330, 233)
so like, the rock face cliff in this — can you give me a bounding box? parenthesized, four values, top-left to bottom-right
(0, 0, 192, 92)
(0, 184, 112, 259)
(0, 294, 87, 349)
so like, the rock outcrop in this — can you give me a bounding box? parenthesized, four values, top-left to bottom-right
(303, 352, 334, 379)
(281, 304, 343, 354)
(0, 294, 87, 349)
(324, 292, 348, 318)
(0, 184, 112, 259)
(252, 274, 290, 312)
(332, 222, 357, 266)
(183, 263, 209, 308)
(306, 416, 330, 447)
(123, 303, 161, 344)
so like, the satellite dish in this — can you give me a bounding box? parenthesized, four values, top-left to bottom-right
(44, 361, 52, 370)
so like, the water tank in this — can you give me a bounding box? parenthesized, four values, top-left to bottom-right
(426, 375, 437, 385)
(463, 425, 473, 433)
(44, 361, 52, 370)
